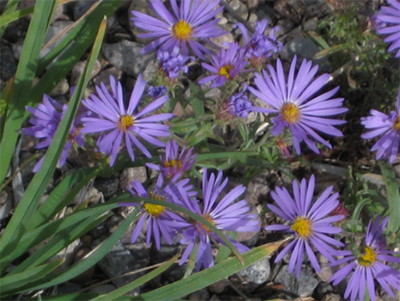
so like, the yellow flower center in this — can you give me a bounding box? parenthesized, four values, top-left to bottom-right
(291, 217, 313, 238)
(219, 65, 233, 79)
(393, 115, 400, 131)
(173, 20, 192, 40)
(145, 192, 165, 217)
(164, 159, 182, 170)
(198, 214, 215, 232)
(118, 115, 134, 131)
(281, 103, 301, 124)
(357, 246, 376, 267)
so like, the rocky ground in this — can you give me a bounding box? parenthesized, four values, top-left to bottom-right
(1, 0, 399, 300)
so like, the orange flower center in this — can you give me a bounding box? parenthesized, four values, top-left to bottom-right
(173, 20, 192, 40)
(164, 159, 182, 170)
(291, 217, 313, 238)
(281, 103, 300, 124)
(118, 115, 134, 131)
(145, 192, 165, 217)
(198, 214, 215, 232)
(393, 115, 400, 131)
(219, 65, 233, 79)
(357, 246, 376, 267)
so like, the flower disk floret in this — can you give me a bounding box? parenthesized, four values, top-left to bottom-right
(265, 175, 345, 277)
(199, 42, 248, 88)
(330, 216, 400, 301)
(249, 55, 348, 154)
(374, 0, 400, 57)
(361, 90, 400, 163)
(80, 75, 174, 166)
(146, 139, 197, 180)
(178, 169, 260, 271)
(119, 174, 195, 250)
(131, 0, 224, 60)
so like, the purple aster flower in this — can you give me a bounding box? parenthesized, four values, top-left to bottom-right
(361, 90, 400, 163)
(146, 139, 197, 180)
(248, 55, 348, 154)
(81, 75, 174, 166)
(148, 85, 168, 99)
(23, 94, 86, 172)
(178, 169, 259, 270)
(199, 42, 248, 87)
(157, 47, 192, 79)
(330, 216, 400, 301)
(131, 0, 224, 60)
(236, 19, 283, 68)
(119, 174, 196, 250)
(374, 0, 400, 57)
(265, 175, 345, 277)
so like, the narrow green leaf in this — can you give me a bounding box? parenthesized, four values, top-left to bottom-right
(32, 0, 123, 101)
(10, 208, 139, 294)
(0, 0, 20, 39)
(0, 0, 57, 185)
(188, 81, 205, 118)
(0, 259, 63, 296)
(0, 14, 107, 274)
(0, 6, 35, 27)
(196, 151, 258, 161)
(128, 239, 290, 301)
(3, 202, 118, 266)
(379, 161, 400, 232)
(0, 0, 59, 275)
(92, 255, 179, 301)
(7, 212, 111, 276)
(28, 164, 105, 229)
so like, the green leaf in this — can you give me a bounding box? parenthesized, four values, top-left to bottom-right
(127, 239, 290, 301)
(9, 208, 139, 295)
(170, 118, 199, 134)
(0, 6, 34, 28)
(0, 0, 60, 275)
(92, 255, 179, 301)
(0, 0, 20, 39)
(28, 164, 106, 229)
(379, 161, 400, 232)
(0, 259, 63, 296)
(0, 0, 57, 185)
(0, 14, 107, 275)
(3, 201, 119, 266)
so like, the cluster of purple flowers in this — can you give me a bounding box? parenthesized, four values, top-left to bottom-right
(265, 175, 400, 301)
(21, 1, 400, 299)
(24, 74, 174, 170)
(120, 167, 259, 271)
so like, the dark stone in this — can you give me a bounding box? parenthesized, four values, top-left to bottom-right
(0, 46, 16, 81)
(236, 258, 271, 292)
(94, 176, 119, 199)
(73, 0, 96, 20)
(274, 265, 319, 297)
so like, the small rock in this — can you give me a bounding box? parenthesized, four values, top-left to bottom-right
(93, 67, 122, 87)
(321, 293, 344, 301)
(274, 0, 305, 24)
(73, 0, 96, 20)
(120, 167, 147, 191)
(188, 288, 210, 300)
(0, 46, 17, 81)
(208, 279, 229, 294)
(226, 0, 249, 23)
(236, 258, 271, 292)
(49, 78, 69, 97)
(315, 282, 334, 300)
(96, 241, 149, 293)
(71, 60, 101, 85)
(102, 40, 157, 77)
(274, 265, 319, 297)
(41, 20, 74, 58)
(94, 176, 119, 199)
(0, 190, 12, 222)
(209, 295, 221, 301)
(209, 32, 235, 50)
(277, 18, 295, 36)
